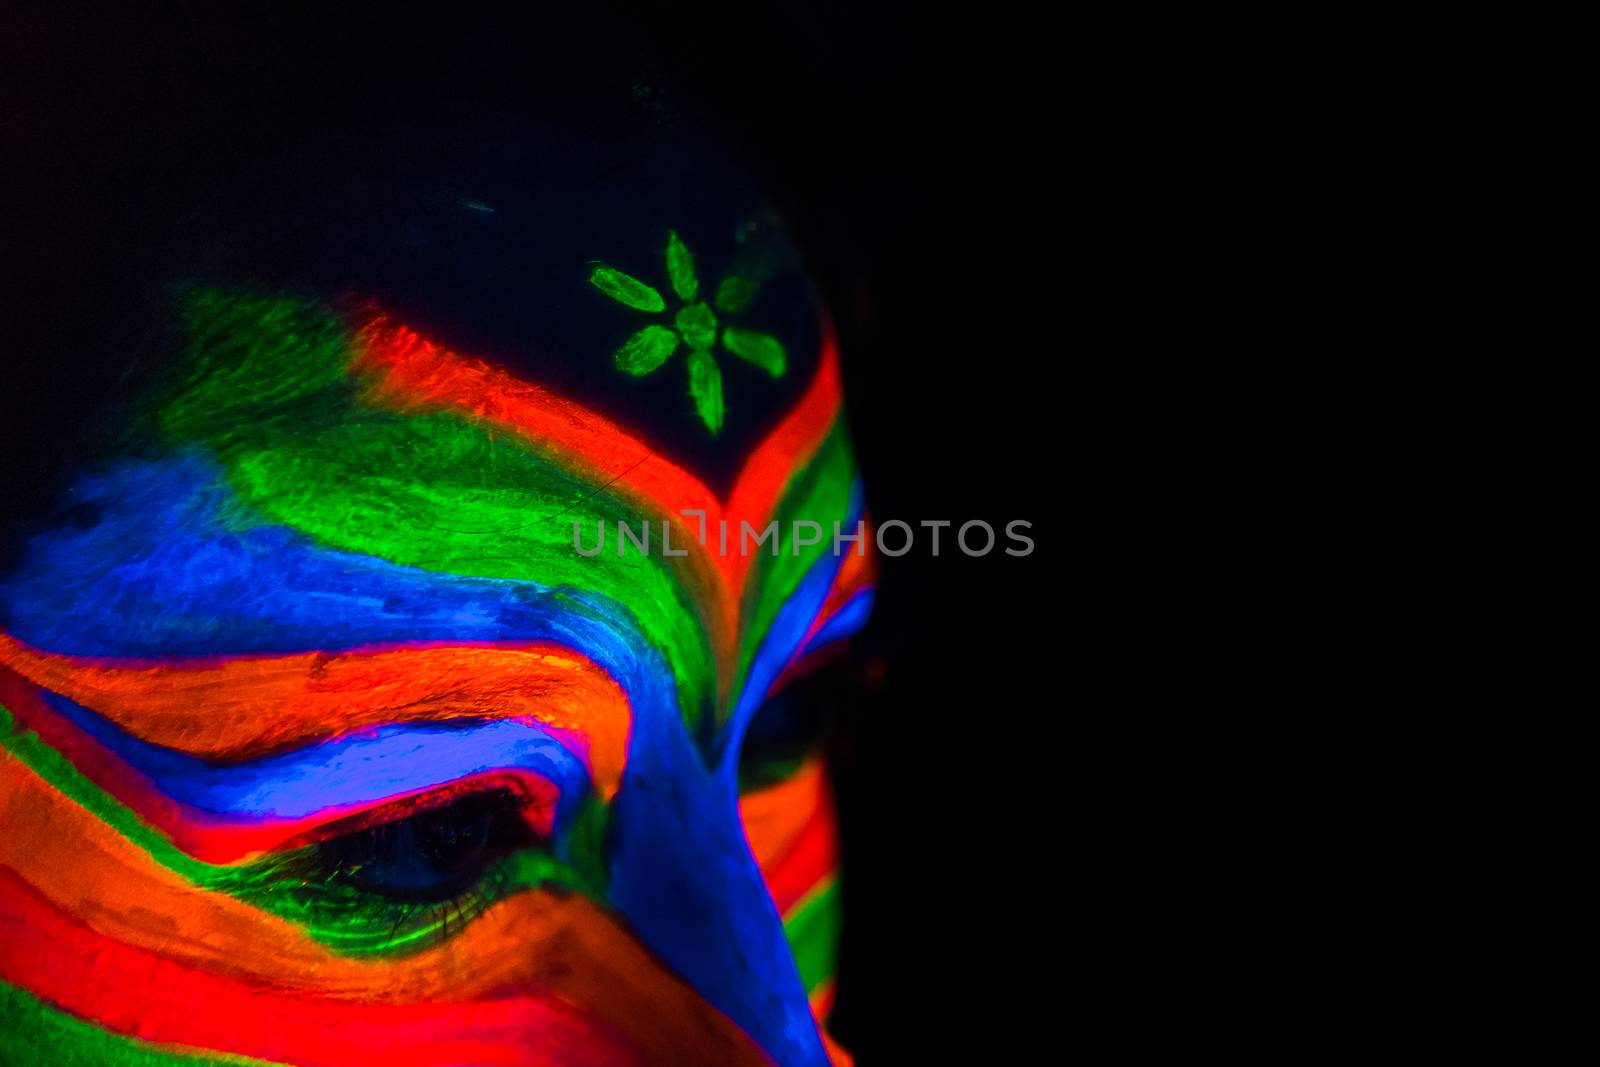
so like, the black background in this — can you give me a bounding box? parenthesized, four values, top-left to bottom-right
(2, 4, 1065, 1060)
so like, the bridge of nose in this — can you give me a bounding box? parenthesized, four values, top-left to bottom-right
(607, 706, 828, 1067)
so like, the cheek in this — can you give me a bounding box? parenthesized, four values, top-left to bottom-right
(738, 754, 832, 876)
(738, 755, 843, 1018)
(0, 749, 769, 1065)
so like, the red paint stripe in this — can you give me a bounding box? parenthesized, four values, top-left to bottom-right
(0, 634, 627, 796)
(0, 868, 642, 1067)
(353, 312, 845, 662)
(764, 782, 840, 917)
(766, 559, 876, 700)
(353, 312, 723, 531)
(0, 668, 559, 863)
(810, 981, 838, 1024)
(719, 328, 845, 596)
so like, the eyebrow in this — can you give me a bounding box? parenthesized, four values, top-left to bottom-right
(353, 313, 857, 701)
(0, 634, 630, 798)
(49, 687, 577, 835)
(0, 293, 872, 839)
(0, 668, 576, 863)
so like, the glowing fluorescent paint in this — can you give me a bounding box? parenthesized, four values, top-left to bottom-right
(592, 230, 789, 432)
(666, 230, 699, 302)
(688, 346, 725, 434)
(587, 267, 665, 312)
(614, 324, 679, 375)
(723, 325, 788, 377)
(0, 281, 871, 1067)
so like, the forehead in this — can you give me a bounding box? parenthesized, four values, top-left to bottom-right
(0, 288, 868, 754)
(0, 99, 866, 1067)
(163, 117, 827, 494)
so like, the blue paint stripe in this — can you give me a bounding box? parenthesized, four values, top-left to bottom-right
(2, 450, 831, 1066)
(799, 587, 874, 657)
(43, 692, 588, 828)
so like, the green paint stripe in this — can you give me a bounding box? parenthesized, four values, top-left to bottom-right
(0, 704, 209, 881)
(220, 410, 716, 725)
(735, 421, 857, 697)
(160, 288, 715, 729)
(0, 980, 285, 1066)
(0, 704, 588, 956)
(783, 877, 841, 994)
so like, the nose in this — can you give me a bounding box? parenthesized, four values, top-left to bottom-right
(607, 710, 828, 1067)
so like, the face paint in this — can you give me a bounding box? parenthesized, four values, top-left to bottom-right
(0, 275, 873, 1066)
(591, 229, 788, 433)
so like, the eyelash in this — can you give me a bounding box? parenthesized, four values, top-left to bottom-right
(260, 789, 544, 953)
(344, 867, 515, 951)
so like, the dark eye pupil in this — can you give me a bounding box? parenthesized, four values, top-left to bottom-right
(416, 809, 491, 868)
(322, 790, 536, 902)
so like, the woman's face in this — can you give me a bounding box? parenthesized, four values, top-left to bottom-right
(0, 227, 872, 1066)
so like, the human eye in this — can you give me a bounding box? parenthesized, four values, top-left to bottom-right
(250, 787, 558, 953)
(738, 662, 848, 794)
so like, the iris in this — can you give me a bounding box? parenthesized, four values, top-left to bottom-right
(314, 789, 541, 903)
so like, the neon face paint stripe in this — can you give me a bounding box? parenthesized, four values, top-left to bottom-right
(1, 981, 287, 1067)
(0, 714, 577, 954)
(739, 756, 829, 869)
(0, 744, 769, 1062)
(732, 440, 861, 703)
(784, 877, 841, 996)
(0, 287, 869, 1067)
(157, 291, 719, 728)
(354, 312, 846, 611)
(796, 589, 875, 661)
(0, 870, 654, 1067)
(5, 690, 572, 889)
(0, 634, 630, 794)
(37, 690, 580, 832)
(0, 454, 598, 658)
(717, 478, 863, 788)
(741, 760, 840, 917)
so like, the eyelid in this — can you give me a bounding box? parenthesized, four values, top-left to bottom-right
(8, 680, 585, 863)
(0, 636, 633, 800)
(267, 772, 559, 855)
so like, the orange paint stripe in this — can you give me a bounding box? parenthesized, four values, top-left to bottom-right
(353, 313, 845, 695)
(719, 327, 845, 596)
(0, 748, 766, 1063)
(0, 634, 630, 799)
(739, 756, 827, 870)
(764, 537, 876, 700)
(820, 1034, 851, 1067)
(815, 1003, 852, 1067)
(738, 758, 841, 918)
(810, 979, 838, 1020)
(766, 796, 840, 918)
(352, 315, 735, 678)
(823, 523, 876, 611)
(354, 313, 724, 541)
(0, 870, 644, 1067)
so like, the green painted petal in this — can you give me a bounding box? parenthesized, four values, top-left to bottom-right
(687, 348, 724, 434)
(590, 265, 666, 312)
(613, 325, 680, 375)
(675, 302, 718, 351)
(721, 326, 787, 377)
(666, 231, 699, 302)
(714, 274, 759, 314)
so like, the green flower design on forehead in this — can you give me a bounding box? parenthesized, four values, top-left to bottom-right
(590, 231, 787, 434)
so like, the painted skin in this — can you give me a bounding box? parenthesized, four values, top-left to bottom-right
(0, 286, 873, 1066)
